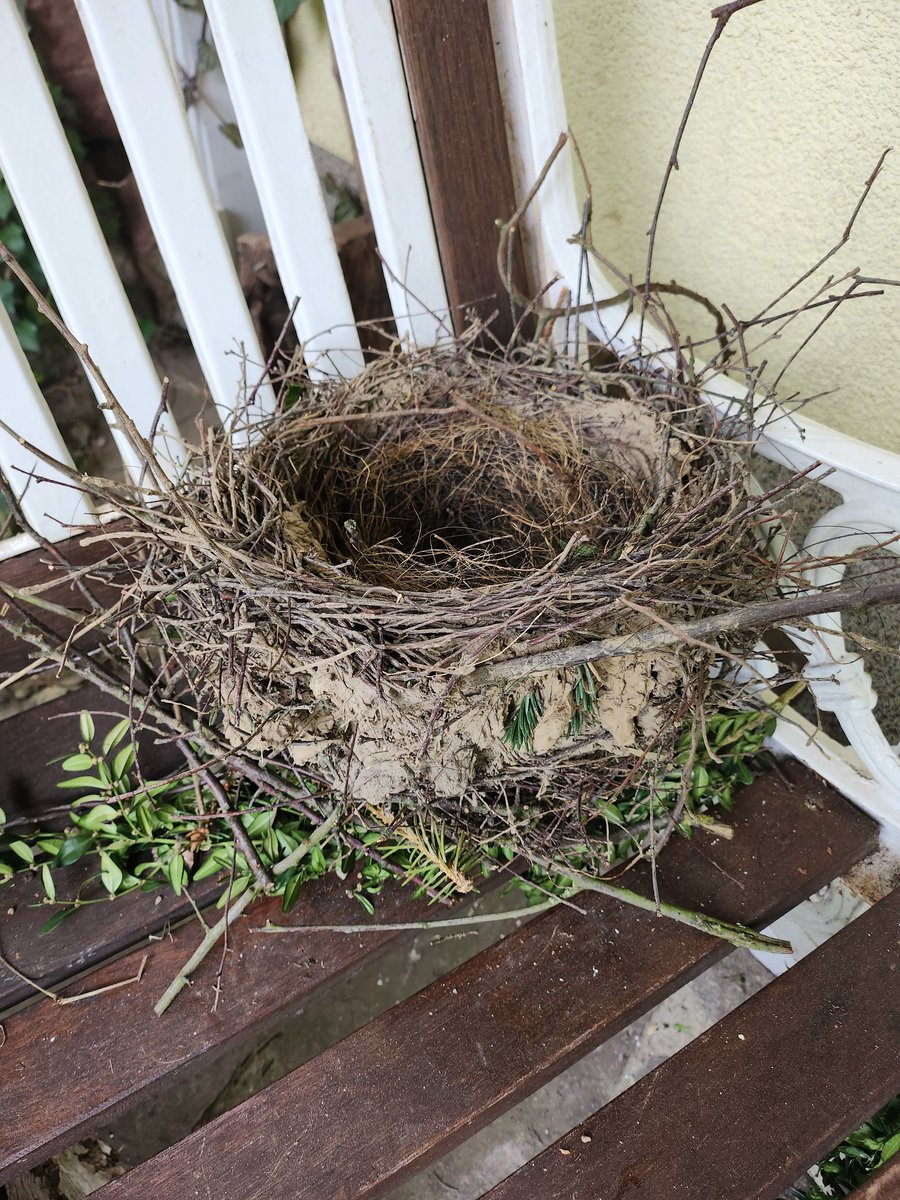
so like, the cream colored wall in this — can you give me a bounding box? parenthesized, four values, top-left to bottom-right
(285, 1, 354, 164)
(554, 0, 900, 451)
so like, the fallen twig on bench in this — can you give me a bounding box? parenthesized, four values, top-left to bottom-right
(154, 807, 342, 1015)
(0, 948, 148, 1007)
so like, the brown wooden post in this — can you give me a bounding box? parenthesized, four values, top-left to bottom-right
(390, 0, 529, 342)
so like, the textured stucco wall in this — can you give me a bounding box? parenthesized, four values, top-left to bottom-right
(285, 2, 354, 164)
(554, 0, 900, 451)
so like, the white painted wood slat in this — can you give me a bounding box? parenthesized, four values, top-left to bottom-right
(325, 0, 451, 347)
(0, 0, 180, 485)
(73, 0, 275, 431)
(150, 0, 267, 239)
(204, 0, 364, 379)
(0, 305, 94, 552)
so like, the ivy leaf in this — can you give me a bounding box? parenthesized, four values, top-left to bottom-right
(8, 840, 34, 864)
(36, 836, 64, 856)
(281, 870, 304, 913)
(112, 744, 136, 781)
(15, 319, 40, 354)
(216, 873, 251, 907)
(0, 278, 15, 315)
(78, 803, 119, 831)
(166, 853, 186, 896)
(61, 754, 96, 772)
(56, 775, 107, 790)
(40, 907, 77, 934)
(193, 853, 227, 882)
(0, 222, 27, 255)
(55, 833, 94, 867)
(197, 38, 219, 73)
(79, 712, 96, 743)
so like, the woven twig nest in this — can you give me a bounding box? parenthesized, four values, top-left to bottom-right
(138, 335, 789, 870)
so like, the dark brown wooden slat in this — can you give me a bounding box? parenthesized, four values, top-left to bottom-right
(851, 1156, 900, 1198)
(0, 869, 484, 1183)
(1, 685, 180, 821)
(89, 764, 877, 1200)
(391, 0, 528, 340)
(483, 886, 900, 1200)
(0, 528, 126, 677)
(0, 686, 193, 1008)
(0, 866, 223, 1013)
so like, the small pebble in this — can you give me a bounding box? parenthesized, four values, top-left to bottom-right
(560, 1148, 572, 1156)
(581, 1134, 592, 1144)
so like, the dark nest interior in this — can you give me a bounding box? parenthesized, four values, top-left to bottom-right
(77, 331, 811, 890)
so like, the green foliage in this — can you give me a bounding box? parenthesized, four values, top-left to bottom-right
(0, 172, 49, 364)
(274, 0, 306, 22)
(587, 705, 776, 867)
(0, 697, 780, 928)
(498, 704, 777, 906)
(323, 172, 364, 224)
(0, 712, 480, 925)
(782, 1093, 900, 1197)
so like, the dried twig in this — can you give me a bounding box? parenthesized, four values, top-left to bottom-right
(469, 578, 900, 686)
(154, 806, 341, 1015)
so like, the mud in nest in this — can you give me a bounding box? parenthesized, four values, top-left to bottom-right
(120, 334, 804, 879)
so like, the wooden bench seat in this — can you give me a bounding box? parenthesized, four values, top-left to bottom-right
(483, 884, 900, 1200)
(0, 762, 873, 1196)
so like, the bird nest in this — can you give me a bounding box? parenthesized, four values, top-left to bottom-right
(118, 333, 800, 879)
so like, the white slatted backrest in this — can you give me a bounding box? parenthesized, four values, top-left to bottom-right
(0, 1, 183, 484)
(0, 0, 447, 556)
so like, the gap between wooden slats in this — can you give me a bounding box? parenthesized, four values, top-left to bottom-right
(483, 886, 900, 1200)
(83, 765, 876, 1200)
(73, 0, 275, 434)
(325, 0, 451, 347)
(205, 0, 364, 380)
(0, 1, 181, 486)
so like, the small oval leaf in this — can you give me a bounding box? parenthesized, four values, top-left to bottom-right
(100, 851, 124, 895)
(41, 863, 56, 902)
